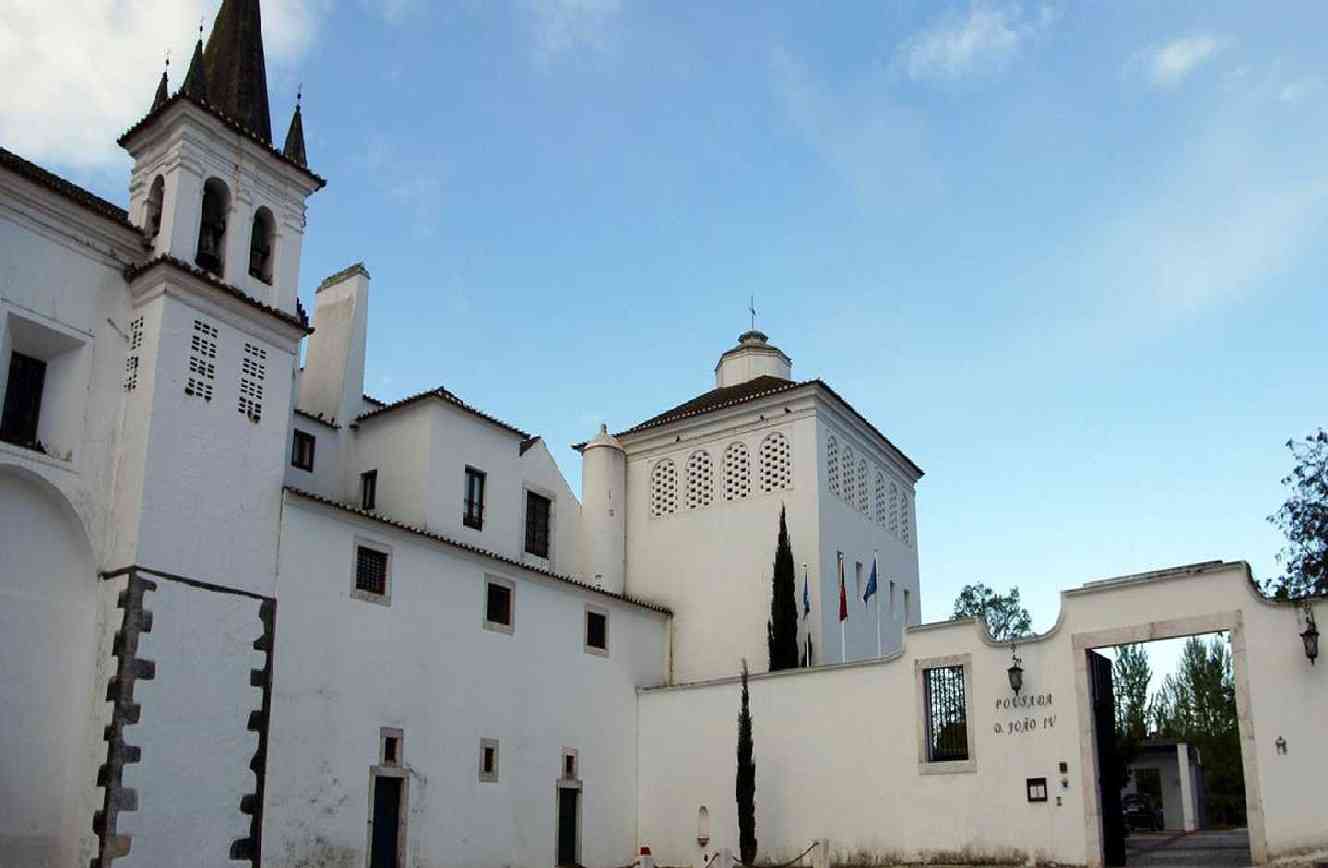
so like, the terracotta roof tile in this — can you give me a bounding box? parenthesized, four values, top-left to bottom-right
(0, 146, 142, 235)
(355, 387, 531, 440)
(285, 486, 671, 615)
(122, 255, 312, 333)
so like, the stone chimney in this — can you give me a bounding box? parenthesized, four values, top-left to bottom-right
(299, 263, 370, 426)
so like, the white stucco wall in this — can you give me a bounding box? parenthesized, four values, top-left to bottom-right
(264, 497, 670, 868)
(623, 396, 822, 684)
(636, 562, 1328, 868)
(115, 577, 266, 868)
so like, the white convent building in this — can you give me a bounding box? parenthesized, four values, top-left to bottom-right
(1, 4, 1325, 868)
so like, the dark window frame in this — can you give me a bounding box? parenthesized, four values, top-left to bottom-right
(585, 607, 608, 656)
(0, 351, 47, 449)
(524, 490, 552, 558)
(483, 577, 514, 634)
(463, 466, 486, 530)
(354, 544, 390, 601)
(923, 664, 970, 764)
(291, 430, 316, 471)
(361, 469, 378, 511)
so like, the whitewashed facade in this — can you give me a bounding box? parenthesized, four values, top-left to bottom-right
(1, 4, 1326, 868)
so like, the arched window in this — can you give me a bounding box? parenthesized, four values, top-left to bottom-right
(874, 472, 887, 525)
(195, 177, 230, 276)
(650, 459, 678, 517)
(249, 206, 276, 284)
(826, 436, 840, 497)
(723, 442, 750, 501)
(888, 481, 899, 535)
(144, 175, 164, 239)
(857, 459, 869, 513)
(686, 450, 713, 509)
(842, 446, 855, 504)
(759, 432, 792, 492)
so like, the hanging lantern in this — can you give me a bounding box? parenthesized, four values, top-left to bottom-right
(1008, 645, 1024, 694)
(1302, 607, 1319, 665)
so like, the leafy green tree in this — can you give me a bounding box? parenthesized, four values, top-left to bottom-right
(736, 660, 757, 865)
(1112, 644, 1152, 789)
(1266, 429, 1328, 599)
(1148, 636, 1245, 826)
(766, 506, 800, 672)
(951, 582, 1033, 641)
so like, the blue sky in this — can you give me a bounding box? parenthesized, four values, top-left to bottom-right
(8, 1, 1326, 637)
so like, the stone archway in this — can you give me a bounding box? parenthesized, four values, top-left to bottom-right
(0, 464, 99, 868)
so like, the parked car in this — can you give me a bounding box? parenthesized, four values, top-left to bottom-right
(1122, 793, 1164, 832)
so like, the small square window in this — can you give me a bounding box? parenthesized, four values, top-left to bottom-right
(562, 749, 578, 780)
(484, 579, 513, 634)
(361, 469, 378, 511)
(354, 545, 389, 601)
(479, 738, 500, 783)
(292, 430, 316, 471)
(463, 467, 485, 530)
(585, 608, 608, 656)
(379, 727, 403, 766)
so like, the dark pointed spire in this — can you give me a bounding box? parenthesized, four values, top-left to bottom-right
(151, 53, 169, 111)
(202, 0, 273, 143)
(282, 88, 308, 168)
(181, 29, 209, 102)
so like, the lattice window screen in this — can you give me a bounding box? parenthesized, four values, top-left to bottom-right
(238, 342, 267, 422)
(124, 318, 142, 392)
(826, 436, 840, 497)
(874, 472, 887, 526)
(857, 459, 869, 513)
(759, 432, 792, 492)
(901, 491, 912, 546)
(723, 442, 750, 501)
(686, 450, 713, 509)
(842, 447, 856, 503)
(651, 459, 678, 517)
(185, 319, 218, 401)
(889, 482, 900, 535)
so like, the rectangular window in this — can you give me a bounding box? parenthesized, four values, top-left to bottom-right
(355, 546, 389, 598)
(0, 352, 46, 446)
(525, 491, 551, 558)
(463, 467, 485, 530)
(292, 430, 316, 471)
(562, 749, 578, 780)
(585, 608, 608, 656)
(361, 470, 378, 511)
(484, 578, 513, 634)
(923, 665, 969, 763)
(904, 588, 911, 623)
(855, 561, 864, 598)
(479, 738, 500, 783)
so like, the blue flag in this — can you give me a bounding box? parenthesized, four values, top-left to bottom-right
(863, 556, 878, 604)
(802, 565, 811, 618)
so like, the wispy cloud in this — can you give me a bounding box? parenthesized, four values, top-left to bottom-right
(770, 46, 940, 207)
(0, 0, 323, 169)
(525, 0, 622, 69)
(1279, 75, 1323, 105)
(1133, 34, 1228, 89)
(898, 2, 1057, 82)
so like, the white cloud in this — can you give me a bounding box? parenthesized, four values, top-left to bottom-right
(526, 0, 622, 68)
(1135, 34, 1227, 89)
(770, 46, 940, 207)
(1279, 75, 1322, 105)
(898, 2, 1057, 81)
(0, 0, 323, 170)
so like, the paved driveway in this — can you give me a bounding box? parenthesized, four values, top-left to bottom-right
(1124, 829, 1252, 867)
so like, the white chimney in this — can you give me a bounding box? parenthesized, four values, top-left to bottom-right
(299, 263, 370, 426)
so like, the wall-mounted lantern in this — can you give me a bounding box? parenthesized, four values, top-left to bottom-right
(696, 805, 710, 848)
(1008, 645, 1024, 695)
(1302, 606, 1319, 666)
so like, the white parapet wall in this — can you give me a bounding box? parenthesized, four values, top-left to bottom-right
(636, 561, 1328, 868)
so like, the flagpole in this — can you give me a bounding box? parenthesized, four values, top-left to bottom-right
(874, 550, 882, 658)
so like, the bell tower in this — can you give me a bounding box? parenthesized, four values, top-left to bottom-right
(108, 0, 323, 593)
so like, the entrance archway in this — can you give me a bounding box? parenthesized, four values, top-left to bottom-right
(0, 465, 98, 867)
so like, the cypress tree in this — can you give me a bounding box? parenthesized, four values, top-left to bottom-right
(736, 659, 757, 866)
(766, 506, 799, 671)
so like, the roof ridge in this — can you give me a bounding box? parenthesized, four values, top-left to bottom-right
(0, 146, 141, 234)
(123, 254, 311, 333)
(354, 385, 531, 440)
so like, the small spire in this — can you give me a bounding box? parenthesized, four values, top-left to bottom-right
(282, 86, 307, 168)
(151, 52, 169, 111)
(181, 29, 209, 102)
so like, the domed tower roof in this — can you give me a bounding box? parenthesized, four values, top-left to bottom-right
(582, 423, 624, 453)
(714, 330, 792, 389)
